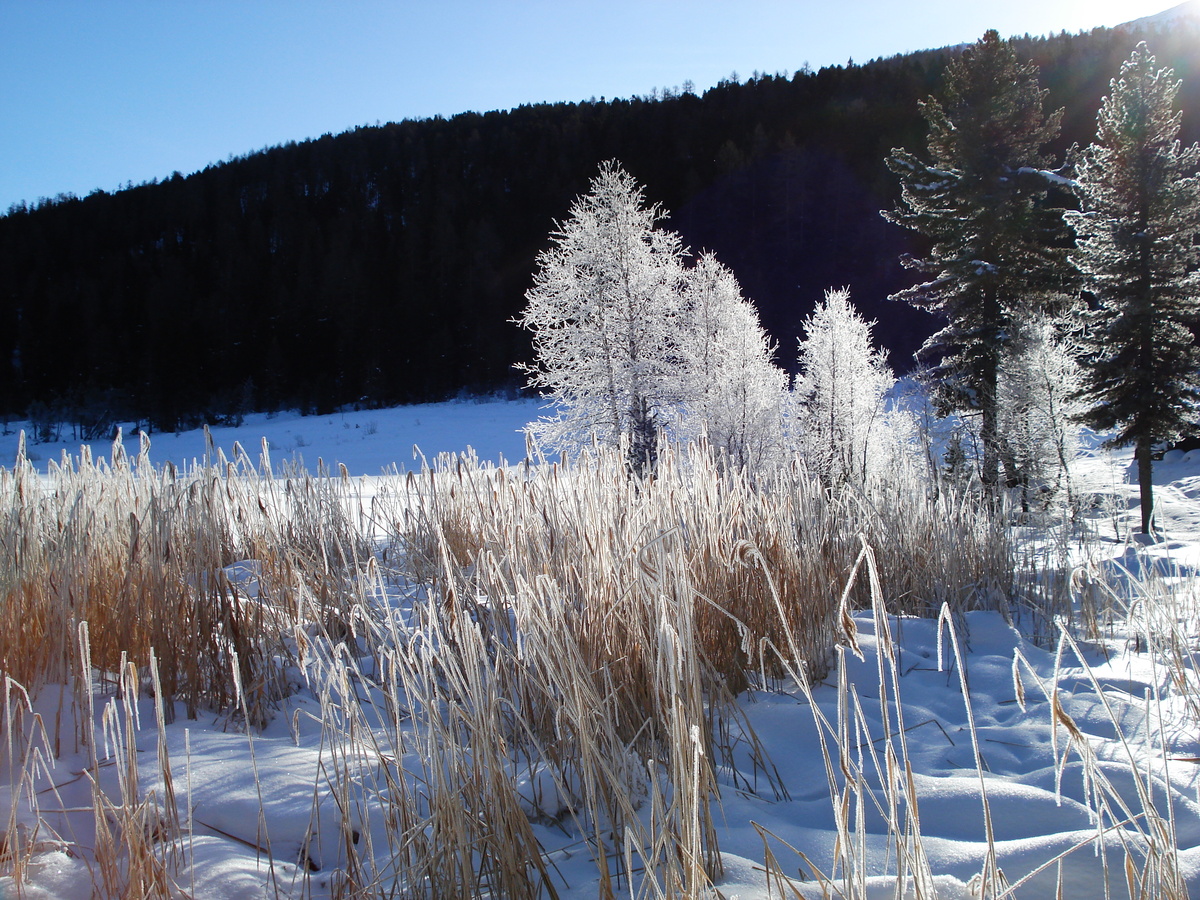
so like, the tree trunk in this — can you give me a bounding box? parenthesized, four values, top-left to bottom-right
(1136, 437, 1154, 535)
(628, 395, 657, 476)
(979, 356, 1000, 495)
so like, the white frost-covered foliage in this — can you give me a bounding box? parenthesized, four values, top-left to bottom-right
(517, 162, 786, 473)
(516, 161, 687, 471)
(792, 289, 907, 487)
(680, 252, 788, 471)
(997, 313, 1085, 508)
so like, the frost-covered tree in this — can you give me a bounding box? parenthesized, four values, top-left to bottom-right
(680, 252, 788, 472)
(515, 161, 687, 473)
(793, 289, 898, 488)
(1067, 44, 1200, 534)
(518, 163, 789, 476)
(997, 313, 1085, 511)
(884, 30, 1072, 493)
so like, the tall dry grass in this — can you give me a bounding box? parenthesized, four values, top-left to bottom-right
(400, 445, 1018, 695)
(2, 436, 1175, 898)
(0, 431, 374, 734)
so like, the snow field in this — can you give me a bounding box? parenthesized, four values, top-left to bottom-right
(0, 397, 542, 478)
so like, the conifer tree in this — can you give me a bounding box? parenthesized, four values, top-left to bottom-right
(884, 30, 1072, 492)
(1066, 43, 1200, 535)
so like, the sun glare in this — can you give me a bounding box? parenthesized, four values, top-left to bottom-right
(1057, 0, 1194, 29)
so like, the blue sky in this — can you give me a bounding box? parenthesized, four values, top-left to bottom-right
(0, 0, 1174, 212)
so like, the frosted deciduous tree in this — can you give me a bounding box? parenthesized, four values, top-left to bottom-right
(793, 289, 897, 488)
(1066, 43, 1200, 534)
(884, 30, 1072, 493)
(516, 161, 687, 473)
(680, 252, 788, 472)
(518, 163, 788, 476)
(997, 313, 1085, 511)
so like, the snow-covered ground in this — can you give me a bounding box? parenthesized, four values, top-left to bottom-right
(0, 397, 543, 476)
(3, 399, 1200, 899)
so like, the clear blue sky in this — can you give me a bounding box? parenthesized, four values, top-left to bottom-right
(0, 0, 1174, 212)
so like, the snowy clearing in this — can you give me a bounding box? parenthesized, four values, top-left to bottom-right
(0, 397, 542, 477)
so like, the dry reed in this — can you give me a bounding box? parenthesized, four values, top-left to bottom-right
(0, 436, 1178, 899)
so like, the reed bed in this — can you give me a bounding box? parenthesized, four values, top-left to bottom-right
(0, 431, 371, 732)
(400, 445, 1018, 696)
(0, 437, 1186, 898)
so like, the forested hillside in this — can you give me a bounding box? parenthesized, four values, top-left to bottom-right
(2, 18, 1197, 431)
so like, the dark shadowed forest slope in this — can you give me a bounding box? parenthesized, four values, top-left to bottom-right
(3, 19, 1198, 431)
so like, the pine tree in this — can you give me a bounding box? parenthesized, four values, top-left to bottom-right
(515, 161, 687, 473)
(793, 289, 898, 488)
(884, 30, 1072, 492)
(1066, 43, 1200, 535)
(680, 252, 787, 472)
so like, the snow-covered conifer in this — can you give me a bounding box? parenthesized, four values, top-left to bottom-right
(883, 30, 1073, 493)
(1066, 43, 1200, 534)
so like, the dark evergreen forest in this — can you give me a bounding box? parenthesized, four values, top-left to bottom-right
(2, 20, 1196, 432)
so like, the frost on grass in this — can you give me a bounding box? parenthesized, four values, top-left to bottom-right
(1, 405, 1200, 898)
